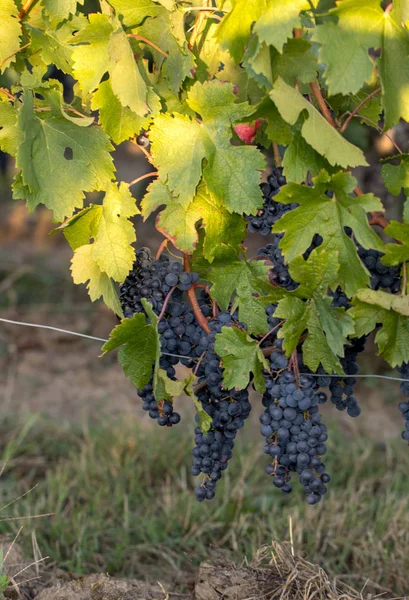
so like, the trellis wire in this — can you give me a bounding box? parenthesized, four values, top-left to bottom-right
(0, 316, 407, 383)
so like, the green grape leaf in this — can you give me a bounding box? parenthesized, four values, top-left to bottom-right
(250, 98, 292, 145)
(273, 171, 384, 296)
(110, 0, 164, 28)
(216, 0, 266, 62)
(381, 154, 409, 196)
(0, 97, 21, 156)
(135, 11, 195, 93)
(208, 260, 272, 335)
(214, 326, 269, 393)
(198, 22, 230, 77)
(275, 250, 354, 373)
(311, 0, 383, 96)
(242, 36, 274, 91)
(43, 0, 85, 24)
(382, 221, 409, 266)
(254, 0, 310, 52)
(270, 78, 367, 168)
(92, 183, 139, 281)
(71, 244, 123, 316)
(184, 379, 212, 434)
(57, 206, 100, 250)
(91, 80, 146, 144)
(329, 90, 382, 128)
(149, 113, 206, 207)
(143, 181, 245, 262)
(140, 299, 185, 402)
(101, 313, 157, 387)
(59, 182, 138, 281)
(71, 13, 149, 116)
(154, 369, 185, 403)
(351, 290, 409, 366)
(282, 128, 334, 183)
(0, 0, 22, 72)
(15, 90, 115, 222)
(149, 81, 265, 214)
(379, 4, 409, 129)
(270, 38, 318, 87)
(27, 19, 75, 74)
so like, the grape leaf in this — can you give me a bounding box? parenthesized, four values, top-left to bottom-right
(43, 0, 85, 24)
(250, 98, 292, 145)
(311, 1, 409, 127)
(15, 90, 115, 222)
(198, 22, 230, 78)
(71, 13, 150, 116)
(101, 313, 157, 387)
(381, 154, 409, 196)
(149, 81, 265, 213)
(273, 171, 384, 296)
(143, 181, 245, 262)
(207, 260, 272, 335)
(311, 0, 383, 96)
(381, 221, 409, 266)
(91, 80, 146, 144)
(0, 0, 22, 72)
(149, 114, 206, 207)
(92, 183, 139, 281)
(26, 19, 75, 73)
(57, 206, 99, 250)
(271, 38, 318, 86)
(270, 78, 367, 168)
(328, 90, 382, 128)
(282, 127, 334, 184)
(71, 244, 123, 316)
(184, 378, 212, 433)
(110, 0, 164, 28)
(135, 11, 195, 92)
(254, 0, 310, 52)
(59, 182, 138, 281)
(214, 326, 269, 393)
(0, 97, 21, 156)
(216, 0, 266, 62)
(274, 250, 354, 373)
(351, 290, 409, 366)
(140, 299, 185, 402)
(243, 36, 274, 91)
(379, 4, 409, 129)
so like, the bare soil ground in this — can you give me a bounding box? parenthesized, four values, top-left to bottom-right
(1, 538, 380, 600)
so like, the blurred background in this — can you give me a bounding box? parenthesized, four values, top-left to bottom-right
(1, 118, 409, 597)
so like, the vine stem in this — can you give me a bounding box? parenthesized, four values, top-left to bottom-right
(128, 171, 158, 188)
(156, 239, 169, 260)
(340, 87, 382, 133)
(401, 262, 407, 295)
(157, 286, 177, 321)
(0, 88, 17, 102)
(127, 34, 169, 58)
(309, 81, 337, 128)
(257, 322, 283, 347)
(19, 0, 39, 19)
(183, 254, 211, 334)
(272, 142, 282, 167)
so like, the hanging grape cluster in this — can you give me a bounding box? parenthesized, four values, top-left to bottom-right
(119, 168, 408, 506)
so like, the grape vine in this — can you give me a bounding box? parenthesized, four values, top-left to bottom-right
(1, 0, 409, 504)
